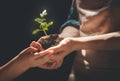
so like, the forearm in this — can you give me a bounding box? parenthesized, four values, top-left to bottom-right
(72, 32, 120, 50)
(0, 56, 29, 81)
(59, 26, 79, 38)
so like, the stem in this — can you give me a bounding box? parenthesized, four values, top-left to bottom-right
(41, 25, 48, 36)
(43, 30, 48, 36)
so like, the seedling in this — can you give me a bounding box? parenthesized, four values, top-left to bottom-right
(32, 10, 54, 36)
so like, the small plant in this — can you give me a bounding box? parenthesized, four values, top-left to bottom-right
(32, 10, 54, 36)
(31, 10, 63, 49)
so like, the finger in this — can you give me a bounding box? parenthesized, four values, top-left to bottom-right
(48, 60, 62, 70)
(39, 45, 62, 55)
(37, 63, 51, 69)
(36, 54, 57, 69)
(46, 56, 63, 69)
(57, 59, 63, 68)
(37, 59, 59, 70)
(34, 51, 50, 60)
(46, 61, 57, 70)
(30, 41, 36, 47)
(38, 64, 55, 70)
(38, 49, 53, 55)
(22, 47, 38, 54)
(35, 54, 51, 63)
(34, 42, 44, 51)
(30, 41, 44, 51)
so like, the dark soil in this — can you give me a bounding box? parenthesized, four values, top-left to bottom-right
(37, 34, 63, 49)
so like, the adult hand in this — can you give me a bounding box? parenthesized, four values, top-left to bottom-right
(29, 41, 56, 69)
(39, 37, 75, 69)
(16, 41, 53, 70)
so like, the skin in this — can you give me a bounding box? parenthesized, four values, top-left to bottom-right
(41, 31, 120, 55)
(0, 41, 53, 81)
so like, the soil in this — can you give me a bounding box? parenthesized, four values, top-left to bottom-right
(37, 34, 63, 49)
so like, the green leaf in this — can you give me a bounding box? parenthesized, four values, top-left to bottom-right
(34, 18, 46, 24)
(32, 29, 40, 35)
(48, 21, 54, 26)
(44, 26, 49, 31)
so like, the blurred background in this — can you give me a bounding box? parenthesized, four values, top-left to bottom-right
(0, 0, 72, 65)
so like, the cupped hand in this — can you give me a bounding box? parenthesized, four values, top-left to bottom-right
(40, 37, 74, 57)
(30, 41, 59, 69)
(37, 37, 75, 69)
(16, 41, 53, 69)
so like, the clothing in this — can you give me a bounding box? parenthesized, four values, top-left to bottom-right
(61, 0, 120, 81)
(60, 0, 80, 32)
(60, 19, 80, 32)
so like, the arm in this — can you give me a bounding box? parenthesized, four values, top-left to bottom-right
(0, 47, 37, 81)
(59, 0, 80, 38)
(72, 31, 120, 50)
(40, 31, 120, 58)
(0, 41, 52, 81)
(59, 26, 79, 38)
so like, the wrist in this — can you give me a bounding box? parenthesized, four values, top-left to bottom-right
(70, 37, 85, 51)
(70, 38, 77, 51)
(13, 55, 30, 70)
(67, 38, 78, 52)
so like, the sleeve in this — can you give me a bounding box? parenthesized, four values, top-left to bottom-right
(59, 0, 80, 32)
(60, 19, 80, 32)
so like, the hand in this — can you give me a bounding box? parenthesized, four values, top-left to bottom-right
(0, 42, 53, 81)
(39, 37, 75, 69)
(15, 41, 52, 69)
(40, 37, 74, 56)
(43, 53, 64, 69)
(30, 41, 57, 69)
(30, 41, 59, 69)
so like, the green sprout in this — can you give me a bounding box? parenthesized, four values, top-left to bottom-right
(32, 10, 54, 36)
